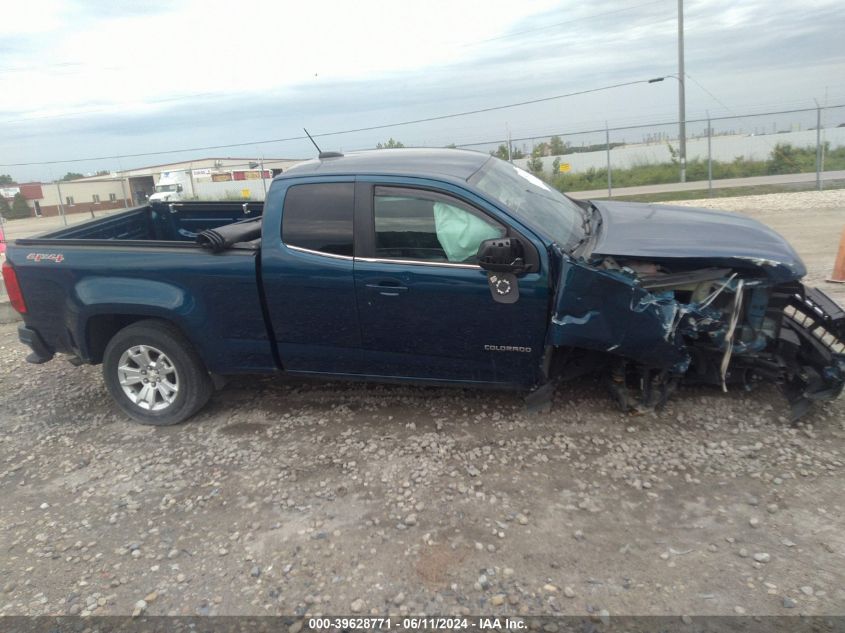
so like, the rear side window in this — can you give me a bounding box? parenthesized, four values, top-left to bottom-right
(282, 183, 354, 256)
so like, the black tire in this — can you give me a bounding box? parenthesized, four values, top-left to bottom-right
(102, 319, 213, 425)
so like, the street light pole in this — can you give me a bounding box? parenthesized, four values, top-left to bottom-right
(815, 99, 822, 191)
(605, 122, 612, 198)
(55, 180, 68, 226)
(707, 111, 713, 197)
(260, 157, 267, 198)
(677, 0, 687, 183)
(506, 124, 513, 163)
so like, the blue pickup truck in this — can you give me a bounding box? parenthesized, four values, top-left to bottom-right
(3, 149, 844, 424)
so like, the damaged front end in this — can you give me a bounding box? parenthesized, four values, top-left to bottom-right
(548, 252, 845, 420)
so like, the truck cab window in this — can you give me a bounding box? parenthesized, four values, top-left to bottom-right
(373, 187, 504, 264)
(282, 183, 354, 256)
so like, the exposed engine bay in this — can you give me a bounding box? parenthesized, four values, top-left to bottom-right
(547, 253, 845, 421)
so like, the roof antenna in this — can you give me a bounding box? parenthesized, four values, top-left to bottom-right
(303, 128, 322, 155)
(304, 127, 343, 160)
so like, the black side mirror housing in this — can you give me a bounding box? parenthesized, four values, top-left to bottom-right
(477, 237, 526, 273)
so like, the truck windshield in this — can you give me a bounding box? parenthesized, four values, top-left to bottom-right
(469, 158, 584, 249)
(156, 184, 178, 192)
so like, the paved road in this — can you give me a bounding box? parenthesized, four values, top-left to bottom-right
(1, 207, 125, 241)
(568, 170, 845, 199)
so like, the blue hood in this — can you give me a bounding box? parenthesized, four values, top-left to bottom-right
(589, 200, 806, 283)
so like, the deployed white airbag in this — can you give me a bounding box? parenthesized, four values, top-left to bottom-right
(432, 202, 503, 262)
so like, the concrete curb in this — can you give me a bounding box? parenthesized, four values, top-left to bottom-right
(0, 300, 21, 324)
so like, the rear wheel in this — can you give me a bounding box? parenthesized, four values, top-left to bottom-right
(102, 320, 213, 425)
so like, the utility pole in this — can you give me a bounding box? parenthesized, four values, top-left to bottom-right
(506, 124, 513, 163)
(815, 99, 822, 191)
(119, 177, 128, 209)
(260, 157, 267, 198)
(55, 180, 68, 226)
(677, 0, 687, 183)
(707, 111, 713, 197)
(605, 122, 612, 198)
(187, 165, 195, 199)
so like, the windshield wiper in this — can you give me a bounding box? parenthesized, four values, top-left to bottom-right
(568, 201, 605, 253)
(587, 201, 602, 233)
(580, 205, 593, 237)
(521, 186, 592, 233)
(517, 187, 593, 253)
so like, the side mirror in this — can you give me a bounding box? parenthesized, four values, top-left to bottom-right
(477, 237, 526, 273)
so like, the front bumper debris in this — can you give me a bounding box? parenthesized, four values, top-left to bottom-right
(779, 287, 845, 418)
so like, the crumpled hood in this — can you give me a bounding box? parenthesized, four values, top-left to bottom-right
(589, 200, 806, 282)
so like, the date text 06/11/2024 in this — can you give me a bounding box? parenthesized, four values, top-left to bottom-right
(307, 617, 527, 630)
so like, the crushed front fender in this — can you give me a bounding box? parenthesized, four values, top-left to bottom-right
(548, 251, 845, 420)
(549, 258, 690, 371)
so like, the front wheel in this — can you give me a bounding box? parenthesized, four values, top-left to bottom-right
(102, 320, 213, 425)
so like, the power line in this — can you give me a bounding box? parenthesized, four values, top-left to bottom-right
(451, 104, 845, 148)
(0, 79, 661, 167)
(683, 73, 737, 116)
(313, 80, 658, 136)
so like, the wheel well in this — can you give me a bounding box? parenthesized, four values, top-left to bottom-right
(85, 315, 181, 364)
(547, 346, 609, 381)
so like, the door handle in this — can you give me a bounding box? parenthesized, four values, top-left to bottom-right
(365, 282, 408, 297)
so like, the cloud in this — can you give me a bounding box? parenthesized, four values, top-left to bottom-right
(2, 0, 844, 181)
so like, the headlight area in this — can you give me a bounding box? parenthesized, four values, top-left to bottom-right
(548, 255, 845, 420)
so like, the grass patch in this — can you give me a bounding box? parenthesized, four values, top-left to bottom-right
(544, 142, 845, 193)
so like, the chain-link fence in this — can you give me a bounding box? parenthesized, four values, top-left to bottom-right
(2, 104, 844, 250)
(456, 104, 845, 198)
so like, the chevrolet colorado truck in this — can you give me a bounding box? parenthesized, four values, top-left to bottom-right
(3, 149, 844, 425)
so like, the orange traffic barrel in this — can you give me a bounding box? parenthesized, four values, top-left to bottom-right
(830, 226, 845, 283)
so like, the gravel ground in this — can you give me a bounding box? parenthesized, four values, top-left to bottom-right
(0, 192, 844, 618)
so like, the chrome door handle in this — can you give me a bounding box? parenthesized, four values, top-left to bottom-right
(365, 283, 408, 296)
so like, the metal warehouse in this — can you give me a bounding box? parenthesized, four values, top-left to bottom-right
(2, 157, 302, 218)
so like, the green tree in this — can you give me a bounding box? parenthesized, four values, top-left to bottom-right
(527, 157, 544, 173)
(527, 155, 544, 174)
(8, 192, 31, 219)
(61, 172, 84, 181)
(95, 170, 110, 176)
(0, 174, 14, 186)
(666, 142, 679, 165)
(491, 144, 524, 160)
(376, 138, 405, 149)
(526, 143, 549, 174)
(0, 195, 11, 216)
(552, 157, 561, 173)
(766, 143, 817, 175)
(532, 142, 549, 157)
(549, 135, 566, 155)
(444, 143, 457, 149)
(491, 144, 510, 160)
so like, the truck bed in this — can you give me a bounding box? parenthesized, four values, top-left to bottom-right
(19, 201, 264, 245)
(7, 200, 274, 374)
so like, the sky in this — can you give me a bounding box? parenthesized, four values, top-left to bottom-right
(1, 0, 844, 181)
